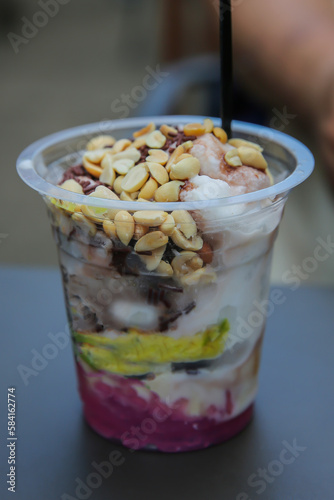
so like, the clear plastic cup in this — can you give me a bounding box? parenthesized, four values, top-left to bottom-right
(17, 116, 314, 452)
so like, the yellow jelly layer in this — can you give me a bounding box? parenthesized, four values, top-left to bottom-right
(74, 319, 229, 376)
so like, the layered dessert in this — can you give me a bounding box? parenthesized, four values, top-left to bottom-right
(46, 118, 285, 452)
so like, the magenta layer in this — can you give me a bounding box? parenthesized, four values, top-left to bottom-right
(76, 362, 253, 452)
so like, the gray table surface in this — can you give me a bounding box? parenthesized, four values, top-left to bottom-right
(0, 266, 333, 500)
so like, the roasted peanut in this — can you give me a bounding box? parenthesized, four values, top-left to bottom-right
(133, 122, 155, 138)
(138, 244, 166, 271)
(133, 223, 149, 240)
(113, 158, 135, 175)
(171, 228, 203, 251)
(103, 220, 118, 240)
(99, 162, 116, 187)
(171, 251, 198, 275)
(82, 186, 119, 221)
(86, 135, 116, 151)
(114, 211, 135, 246)
(90, 185, 118, 200)
(147, 162, 169, 185)
(237, 146, 268, 170)
(225, 149, 242, 167)
(228, 138, 263, 152)
(83, 149, 107, 164)
(183, 123, 206, 136)
(121, 164, 149, 193)
(113, 175, 125, 195)
(112, 147, 141, 163)
(203, 118, 214, 133)
(134, 231, 168, 252)
(132, 136, 148, 149)
(72, 213, 97, 237)
(165, 145, 185, 173)
(154, 181, 184, 202)
(188, 255, 203, 270)
(170, 156, 200, 180)
(146, 149, 169, 165)
(213, 127, 228, 144)
(146, 130, 166, 149)
(174, 153, 193, 163)
(111, 139, 132, 154)
(133, 210, 168, 226)
(139, 178, 159, 200)
(171, 210, 197, 238)
(59, 179, 84, 194)
(155, 260, 173, 276)
(120, 191, 136, 202)
(266, 168, 274, 185)
(82, 152, 104, 177)
(160, 124, 178, 137)
(180, 267, 217, 286)
(159, 214, 175, 236)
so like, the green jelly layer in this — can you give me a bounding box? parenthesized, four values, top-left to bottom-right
(73, 319, 229, 376)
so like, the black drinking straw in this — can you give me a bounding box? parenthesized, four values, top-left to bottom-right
(220, 0, 233, 138)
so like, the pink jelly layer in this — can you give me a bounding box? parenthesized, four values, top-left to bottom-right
(76, 361, 254, 452)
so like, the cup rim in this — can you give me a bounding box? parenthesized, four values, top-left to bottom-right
(16, 116, 314, 211)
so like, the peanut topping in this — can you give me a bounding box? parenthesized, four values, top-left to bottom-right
(160, 124, 178, 137)
(203, 118, 214, 133)
(228, 138, 263, 152)
(159, 214, 175, 236)
(147, 162, 169, 185)
(171, 228, 203, 251)
(113, 175, 124, 195)
(139, 178, 159, 200)
(99, 163, 116, 187)
(59, 179, 84, 194)
(171, 210, 197, 239)
(133, 122, 155, 138)
(133, 224, 149, 240)
(121, 164, 149, 193)
(113, 159, 135, 175)
(86, 135, 116, 151)
(213, 127, 228, 144)
(170, 157, 201, 180)
(146, 149, 169, 165)
(154, 181, 184, 202)
(114, 211, 135, 246)
(133, 210, 168, 226)
(237, 146, 268, 170)
(134, 231, 168, 252)
(184, 123, 206, 136)
(146, 130, 167, 149)
(155, 260, 174, 276)
(225, 149, 243, 168)
(180, 267, 217, 287)
(103, 220, 117, 240)
(111, 139, 132, 154)
(138, 244, 167, 271)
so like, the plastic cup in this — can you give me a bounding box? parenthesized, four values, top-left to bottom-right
(17, 116, 314, 452)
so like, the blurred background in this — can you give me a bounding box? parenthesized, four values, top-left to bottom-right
(1, 0, 334, 285)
